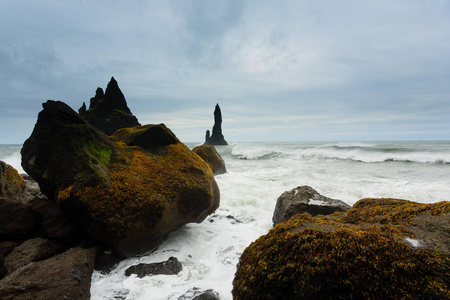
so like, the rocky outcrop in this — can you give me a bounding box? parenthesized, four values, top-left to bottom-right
(125, 256, 182, 278)
(204, 104, 228, 146)
(233, 198, 450, 299)
(4, 237, 62, 274)
(0, 247, 97, 300)
(192, 145, 226, 175)
(272, 186, 351, 225)
(21, 100, 220, 256)
(79, 77, 140, 135)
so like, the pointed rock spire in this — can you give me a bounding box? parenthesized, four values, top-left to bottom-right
(204, 103, 228, 145)
(79, 77, 140, 135)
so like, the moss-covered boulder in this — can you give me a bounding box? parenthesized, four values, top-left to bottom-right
(21, 101, 219, 256)
(0, 161, 26, 201)
(192, 145, 226, 175)
(233, 198, 450, 299)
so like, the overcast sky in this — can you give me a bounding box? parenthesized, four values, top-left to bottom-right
(1, 0, 449, 144)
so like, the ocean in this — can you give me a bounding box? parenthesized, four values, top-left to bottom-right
(1, 141, 449, 299)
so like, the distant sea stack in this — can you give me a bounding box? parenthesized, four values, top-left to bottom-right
(79, 77, 140, 135)
(204, 104, 228, 145)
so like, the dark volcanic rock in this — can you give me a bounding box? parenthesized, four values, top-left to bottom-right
(0, 197, 41, 240)
(125, 256, 182, 278)
(0, 241, 19, 257)
(21, 100, 118, 201)
(4, 237, 62, 274)
(0, 247, 97, 300)
(94, 247, 126, 274)
(204, 104, 228, 146)
(0, 255, 6, 279)
(272, 185, 351, 225)
(233, 198, 450, 299)
(79, 77, 140, 135)
(21, 101, 219, 256)
(193, 145, 226, 175)
(179, 288, 220, 300)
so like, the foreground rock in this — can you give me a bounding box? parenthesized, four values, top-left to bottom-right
(125, 256, 182, 278)
(193, 145, 226, 175)
(0, 247, 96, 300)
(4, 237, 62, 273)
(79, 77, 140, 135)
(21, 100, 220, 256)
(233, 198, 450, 299)
(178, 288, 220, 300)
(204, 104, 228, 146)
(272, 185, 351, 225)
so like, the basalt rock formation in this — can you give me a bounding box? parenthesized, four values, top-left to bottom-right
(204, 104, 228, 146)
(79, 77, 140, 135)
(192, 145, 226, 175)
(233, 197, 450, 299)
(21, 100, 220, 256)
(272, 186, 351, 225)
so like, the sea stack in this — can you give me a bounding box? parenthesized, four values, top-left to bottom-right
(79, 77, 140, 135)
(204, 104, 228, 145)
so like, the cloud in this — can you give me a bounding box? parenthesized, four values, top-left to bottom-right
(0, 1, 449, 143)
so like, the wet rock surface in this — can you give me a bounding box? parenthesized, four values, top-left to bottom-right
(272, 185, 351, 225)
(125, 256, 182, 278)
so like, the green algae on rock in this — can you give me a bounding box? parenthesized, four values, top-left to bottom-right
(233, 198, 450, 299)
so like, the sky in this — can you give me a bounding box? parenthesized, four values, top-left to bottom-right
(1, 0, 450, 144)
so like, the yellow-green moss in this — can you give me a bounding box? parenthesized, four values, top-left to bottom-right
(233, 200, 450, 299)
(342, 198, 450, 225)
(58, 140, 214, 237)
(85, 140, 113, 166)
(0, 162, 25, 199)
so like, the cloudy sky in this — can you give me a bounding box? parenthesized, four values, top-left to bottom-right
(1, 0, 449, 144)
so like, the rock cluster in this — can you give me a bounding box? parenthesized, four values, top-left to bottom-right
(0, 161, 95, 299)
(21, 100, 219, 256)
(204, 104, 228, 146)
(79, 77, 140, 135)
(233, 189, 450, 299)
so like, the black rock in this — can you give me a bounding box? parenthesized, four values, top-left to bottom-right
(79, 77, 140, 135)
(204, 104, 228, 145)
(125, 256, 182, 278)
(272, 186, 351, 225)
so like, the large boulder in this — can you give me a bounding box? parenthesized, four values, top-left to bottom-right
(21, 101, 220, 256)
(0, 247, 97, 300)
(79, 77, 140, 135)
(192, 145, 226, 175)
(272, 186, 351, 225)
(233, 198, 450, 299)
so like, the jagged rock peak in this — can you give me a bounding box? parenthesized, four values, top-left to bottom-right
(204, 103, 228, 146)
(78, 77, 140, 136)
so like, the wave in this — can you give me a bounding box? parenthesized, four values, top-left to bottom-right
(226, 142, 450, 164)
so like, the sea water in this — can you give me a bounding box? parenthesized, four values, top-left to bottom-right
(1, 141, 449, 299)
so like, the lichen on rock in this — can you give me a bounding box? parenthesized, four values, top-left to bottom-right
(21, 101, 219, 256)
(233, 198, 450, 299)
